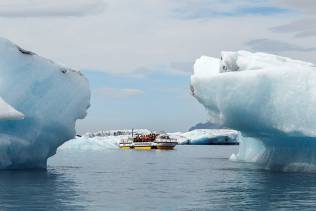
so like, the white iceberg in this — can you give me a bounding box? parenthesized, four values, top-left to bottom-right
(0, 38, 90, 169)
(83, 129, 152, 138)
(0, 96, 24, 120)
(169, 129, 239, 145)
(59, 129, 151, 151)
(191, 51, 316, 171)
(59, 136, 119, 151)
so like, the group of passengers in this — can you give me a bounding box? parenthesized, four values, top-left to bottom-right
(134, 133, 157, 142)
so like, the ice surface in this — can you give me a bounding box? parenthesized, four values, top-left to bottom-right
(0, 97, 24, 120)
(59, 129, 151, 151)
(84, 129, 152, 138)
(0, 38, 90, 169)
(59, 136, 119, 151)
(169, 129, 239, 145)
(191, 51, 316, 171)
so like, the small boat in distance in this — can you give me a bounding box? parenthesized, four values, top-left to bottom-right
(119, 132, 177, 150)
(154, 134, 177, 150)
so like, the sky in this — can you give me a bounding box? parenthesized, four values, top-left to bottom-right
(0, 0, 315, 133)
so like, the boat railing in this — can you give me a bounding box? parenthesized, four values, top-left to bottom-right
(155, 137, 177, 143)
(120, 138, 133, 144)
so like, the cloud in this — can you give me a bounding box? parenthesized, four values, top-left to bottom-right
(134, 62, 194, 76)
(276, 0, 316, 14)
(0, 0, 106, 17)
(245, 39, 316, 52)
(271, 19, 316, 38)
(96, 88, 144, 99)
(1, 0, 315, 73)
(269, 0, 316, 37)
(171, 0, 288, 19)
(169, 61, 194, 73)
(174, 6, 288, 19)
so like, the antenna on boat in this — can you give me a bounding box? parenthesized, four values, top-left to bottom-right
(132, 128, 134, 137)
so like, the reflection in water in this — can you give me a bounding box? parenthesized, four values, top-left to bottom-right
(1, 146, 316, 210)
(215, 165, 316, 210)
(0, 169, 86, 210)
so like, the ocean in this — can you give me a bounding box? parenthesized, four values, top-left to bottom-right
(1, 145, 316, 210)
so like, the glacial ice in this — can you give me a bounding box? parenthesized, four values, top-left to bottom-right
(60, 129, 239, 151)
(0, 38, 90, 169)
(169, 129, 239, 145)
(0, 97, 24, 120)
(191, 51, 316, 171)
(59, 136, 119, 151)
(59, 129, 151, 151)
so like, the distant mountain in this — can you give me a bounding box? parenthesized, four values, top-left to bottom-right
(188, 122, 222, 131)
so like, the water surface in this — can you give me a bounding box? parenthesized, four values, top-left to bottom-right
(1, 146, 316, 210)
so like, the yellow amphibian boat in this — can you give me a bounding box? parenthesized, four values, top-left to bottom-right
(119, 133, 177, 150)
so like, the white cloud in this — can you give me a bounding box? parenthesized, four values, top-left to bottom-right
(0, 0, 106, 17)
(277, 0, 316, 14)
(271, 0, 316, 37)
(271, 19, 316, 37)
(0, 0, 314, 74)
(246, 38, 316, 52)
(96, 88, 144, 98)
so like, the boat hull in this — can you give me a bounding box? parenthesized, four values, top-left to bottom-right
(119, 146, 133, 149)
(155, 142, 177, 150)
(156, 145, 175, 150)
(134, 146, 152, 150)
(119, 145, 176, 150)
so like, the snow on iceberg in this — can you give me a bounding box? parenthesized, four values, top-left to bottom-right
(83, 129, 152, 138)
(169, 129, 239, 145)
(59, 136, 119, 151)
(191, 51, 316, 171)
(59, 129, 151, 151)
(0, 38, 90, 169)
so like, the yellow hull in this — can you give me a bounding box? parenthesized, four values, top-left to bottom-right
(134, 146, 153, 150)
(119, 146, 132, 149)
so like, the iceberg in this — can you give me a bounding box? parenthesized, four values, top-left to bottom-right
(0, 38, 90, 169)
(83, 129, 152, 138)
(0, 96, 24, 120)
(191, 51, 316, 171)
(59, 136, 119, 151)
(169, 129, 239, 145)
(59, 129, 151, 151)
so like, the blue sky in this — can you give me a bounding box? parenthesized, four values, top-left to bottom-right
(0, 0, 315, 133)
(173, 3, 290, 19)
(76, 70, 208, 133)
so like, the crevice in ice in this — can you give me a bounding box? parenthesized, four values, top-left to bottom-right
(16, 45, 35, 56)
(0, 97, 24, 120)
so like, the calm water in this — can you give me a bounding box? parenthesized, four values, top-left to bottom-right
(1, 145, 316, 210)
